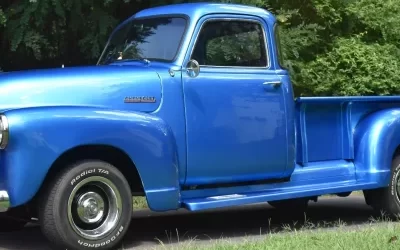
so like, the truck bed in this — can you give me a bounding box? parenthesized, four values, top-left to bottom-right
(295, 96, 400, 164)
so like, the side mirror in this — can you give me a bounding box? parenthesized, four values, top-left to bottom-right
(185, 59, 200, 78)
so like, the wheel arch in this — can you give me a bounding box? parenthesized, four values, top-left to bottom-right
(3, 106, 181, 212)
(34, 144, 145, 202)
(354, 108, 400, 186)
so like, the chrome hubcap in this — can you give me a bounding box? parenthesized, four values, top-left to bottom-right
(67, 176, 122, 240)
(77, 192, 105, 224)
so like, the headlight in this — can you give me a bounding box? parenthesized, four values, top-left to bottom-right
(0, 114, 9, 149)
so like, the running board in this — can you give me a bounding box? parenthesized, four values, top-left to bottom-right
(182, 181, 378, 211)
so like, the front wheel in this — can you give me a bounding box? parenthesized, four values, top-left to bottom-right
(39, 160, 133, 250)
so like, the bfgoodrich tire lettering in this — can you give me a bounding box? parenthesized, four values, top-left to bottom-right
(39, 160, 132, 250)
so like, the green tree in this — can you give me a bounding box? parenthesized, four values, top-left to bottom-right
(0, 0, 146, 70)
(299, 37, 400, 96)
(4, 0, 122, 62)
(291, 0, 400, 96)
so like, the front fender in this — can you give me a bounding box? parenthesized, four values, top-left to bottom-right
(354, 108, 400, 186)
(2, 106, 180, 211)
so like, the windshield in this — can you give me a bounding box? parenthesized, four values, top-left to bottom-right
(98, 16, 187, 65)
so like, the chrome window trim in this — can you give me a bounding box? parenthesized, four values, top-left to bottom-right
(0, 114, 9, 150)
(188, 17, 271, 69)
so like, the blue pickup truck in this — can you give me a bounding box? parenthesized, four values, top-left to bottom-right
(0, 2, 399, 250)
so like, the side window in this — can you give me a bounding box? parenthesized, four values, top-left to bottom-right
(191, 19, 268, 67)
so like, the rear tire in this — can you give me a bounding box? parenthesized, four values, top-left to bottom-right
(39, 160, 133, 250)
(363, 155, 400, 219)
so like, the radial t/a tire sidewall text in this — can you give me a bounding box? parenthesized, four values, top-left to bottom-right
(53, 161, 132, 250)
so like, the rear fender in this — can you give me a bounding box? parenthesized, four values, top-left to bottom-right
(2, 106, 180, 211)
(354, 108, 400, 185)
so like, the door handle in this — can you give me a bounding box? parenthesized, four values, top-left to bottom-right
(263, 81, 282, 88)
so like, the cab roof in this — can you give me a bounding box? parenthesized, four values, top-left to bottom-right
(133, 2, 275, 22)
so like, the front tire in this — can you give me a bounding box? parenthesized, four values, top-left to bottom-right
(39, 160, 132, 250)
(363, 155, 400, 218)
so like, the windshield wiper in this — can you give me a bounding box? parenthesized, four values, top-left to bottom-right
(110, 57, 151, 65)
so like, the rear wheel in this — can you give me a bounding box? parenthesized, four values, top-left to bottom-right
(363, 155, 400, 219)
(39, 160, 133, 250)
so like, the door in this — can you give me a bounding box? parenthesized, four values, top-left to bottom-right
(182, 16, 289, 186)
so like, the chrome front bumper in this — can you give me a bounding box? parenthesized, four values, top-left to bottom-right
(0, 190, 9, 212)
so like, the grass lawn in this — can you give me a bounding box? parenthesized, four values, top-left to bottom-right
(162, 222, 400, 250)
(0, 200, 9, 208)
(133, 196, 148, 209)
(133, 191, 399, 250)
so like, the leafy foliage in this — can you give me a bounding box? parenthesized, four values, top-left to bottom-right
(0, 8, 6, 27)
(4, 0, 124, 61)
(0, 0, 145, 69)
(346, 0, 400, 44)
(268, 0, 400, 96)
(299, 37, 400, 96)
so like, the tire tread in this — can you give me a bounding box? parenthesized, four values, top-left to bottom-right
(39, 162, 78, 249)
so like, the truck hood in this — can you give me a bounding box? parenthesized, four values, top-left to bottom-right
(0, 65, 162, 113)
